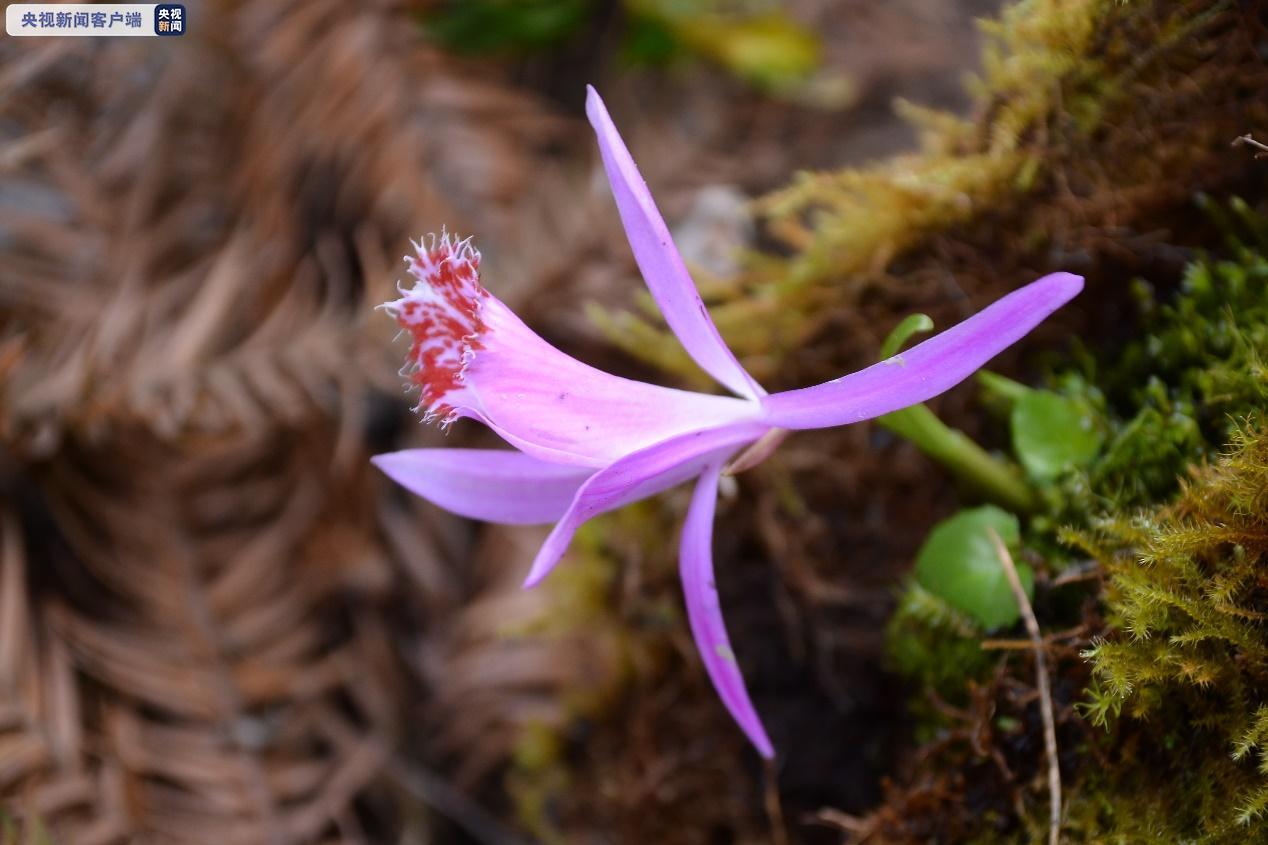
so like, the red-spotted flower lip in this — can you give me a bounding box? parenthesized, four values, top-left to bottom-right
(381, 231, 486, 424)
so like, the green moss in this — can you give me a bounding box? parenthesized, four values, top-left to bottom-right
(1028, 237, 1268, 841)
(506, 721, 573, 845)
(885, 581, 995, 711)
(1061, 425, 1268, 841)
(1060, 240, 1268, 512)
(879, 223, 1268, 841)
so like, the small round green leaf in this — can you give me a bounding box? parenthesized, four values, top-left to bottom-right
(1011, 390, 1104, 482)
(914, 505, 1031, 630)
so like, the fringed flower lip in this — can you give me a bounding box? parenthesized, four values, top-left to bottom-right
(373, 85, 1084, 760)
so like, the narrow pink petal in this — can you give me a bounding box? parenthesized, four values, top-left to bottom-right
(680, 460, 775, 758)
(372, 448, 594, 525)
(522, 422, 769, 587)
(586, 86, 765, 401)
(762, 273, 1084, 429)
(464, 296, 762, 467)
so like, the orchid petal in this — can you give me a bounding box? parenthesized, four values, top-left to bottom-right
(463, 296, 762, 467)
(586, 86, 765, 401)
(523, 422, 768, 587)
(761, 273, 1084, 429)
(372, 448, 594, 525)
(680, 460, 775, 758)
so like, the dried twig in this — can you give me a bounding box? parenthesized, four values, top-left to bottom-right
(1233, 133, 1268, 159)
(981, 638, 1041, 651)
(987, 529, 1061, 845)
(804, 807, 873, 839)
(1049, 559, 1101, 587)
(981, 623, 1091, 651)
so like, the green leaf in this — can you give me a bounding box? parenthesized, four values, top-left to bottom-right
(422, 0, 593, 55)
(621, 14, 681, 66)
(1011, 390, 1104, 481)
(630, 2, 822, 89)
(689, 14, 822, 88)
(914, 505, 1031, 630)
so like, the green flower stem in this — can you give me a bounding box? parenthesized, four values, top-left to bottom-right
(880, 403, 1038, 514)
(976, 370, 1032, 404)
(877, 315, 1037, 512)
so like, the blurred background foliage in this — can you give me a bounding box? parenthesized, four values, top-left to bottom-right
(1, 0, 1267, 843)
(421, 0, 832, 97)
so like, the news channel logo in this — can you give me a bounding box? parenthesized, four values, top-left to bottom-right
(5, 4, 186, 36)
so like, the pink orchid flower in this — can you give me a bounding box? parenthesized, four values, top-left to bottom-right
(373, 86, 1083, 759)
